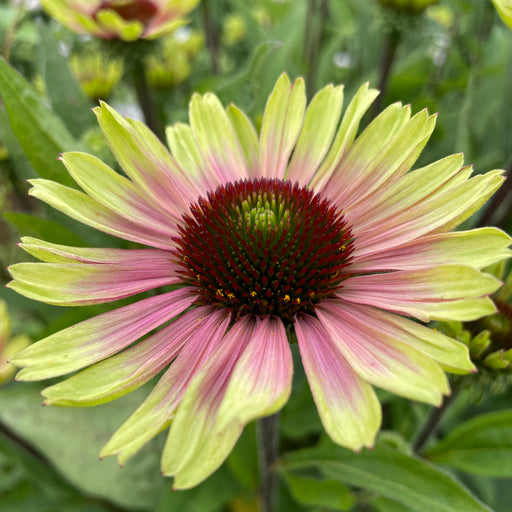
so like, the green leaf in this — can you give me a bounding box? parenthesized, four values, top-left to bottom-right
(4, 212, 85, 246)
(281, 440, 492, 512)
(227, 421, 259, 489)
(0, 56, 85, 187)
(371, 497, 416, 512)
(154, 465, 240, 512)
(0, 108, 37, 181)
(280, 469, 354, 510)
(424, 410, 512, 477)
(0, 382, 165, 510)
(38, 25, 95, 139)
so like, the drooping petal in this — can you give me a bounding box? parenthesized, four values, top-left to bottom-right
(100, 308, 230, 465)
(12, 288, 195, 380)
(7, 258, 179, 306)
(318, 102, 410, 202)
(259, 74, 306, 179)
(61, 152, 179, 234)
(352, 169, 505, 257)
(310, 82, 379, 191)
(294, 314, 381, 450)
(317, 301, 450, 405)
(350, 228, 512, 272)
(189, 93, 250, 183)
(344, 153, 465, 226)
(94, 102, 197, 215)
(323, 107, 437, 208)
(285, 84, 345, 185)
(340, 265, 501, 322)
(324, 302, 474, 374)
(18, 237, 174, 265)
(215, 316, 293, 431)
(28, 179, 175, 249)
(41, 307, 210, 406)
(162, 315, 257, 489)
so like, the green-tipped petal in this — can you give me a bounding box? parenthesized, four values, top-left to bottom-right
(41, 308, 207, 406)
(226, 104, 260, 176)
(95, 10, 144, 41)
(311, 82, 379, 190)
(286, 84, 344, 185)
(259, 74, 306, 179)
(295, 314, 381, 450)
(189, 93, 249, 182)
(100, 308, 230, 465)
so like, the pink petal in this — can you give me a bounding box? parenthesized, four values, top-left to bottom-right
(216, 315, 293, 430)
(316, 300, 449, 405)
(294, 313, 381, 450)
(100, 307, 231, 464)
(13, 288, 196, 380)
(42, 306, 215, 406)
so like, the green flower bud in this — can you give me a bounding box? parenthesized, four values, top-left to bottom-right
(483, 349, 510, 370)
(70, 53, 123, 101)
(469, 330, 491, 360)
(222, 14, 247, 46)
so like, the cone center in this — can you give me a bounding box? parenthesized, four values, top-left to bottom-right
(174, 178, 354, 323)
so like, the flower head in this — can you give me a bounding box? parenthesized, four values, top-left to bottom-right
(8, 74, 511, 488)
(42, 0, 200, 41)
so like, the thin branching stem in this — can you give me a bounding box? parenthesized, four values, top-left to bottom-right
(132, 61, 164, 142)
(412, 384, 462, 454)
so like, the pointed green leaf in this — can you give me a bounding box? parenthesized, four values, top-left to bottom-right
(0, 56, 84, 187)
(0, 382, 164, 510)
(280, 469, 354, 510)
(424, 410, 512, 477)
(281, 441, 492, 512)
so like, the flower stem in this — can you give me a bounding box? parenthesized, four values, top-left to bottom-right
(370, 28, 401, 120)
(132, 61, 165, 142)
(201, 0, 219, 74)
(303, 0, 329, 97)
(477, 156, 512, 229)
(258, 413, 280, 512)
(412, 384, 461, 454)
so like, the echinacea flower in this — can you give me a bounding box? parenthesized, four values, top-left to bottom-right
(42, 0, 200, 42)
(8, 74, 511, 489)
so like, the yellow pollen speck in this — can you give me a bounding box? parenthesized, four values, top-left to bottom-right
(216, 289, 224, 297)
(250, 291, 257, 297)
(227, 292, 235, 300)
(283, 294, 291, 302)
(295, 298, 301, 304)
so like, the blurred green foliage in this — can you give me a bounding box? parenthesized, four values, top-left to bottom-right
(1, 0, 512, 510)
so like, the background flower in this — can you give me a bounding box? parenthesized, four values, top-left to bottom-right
(41, 0, 200, 41)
